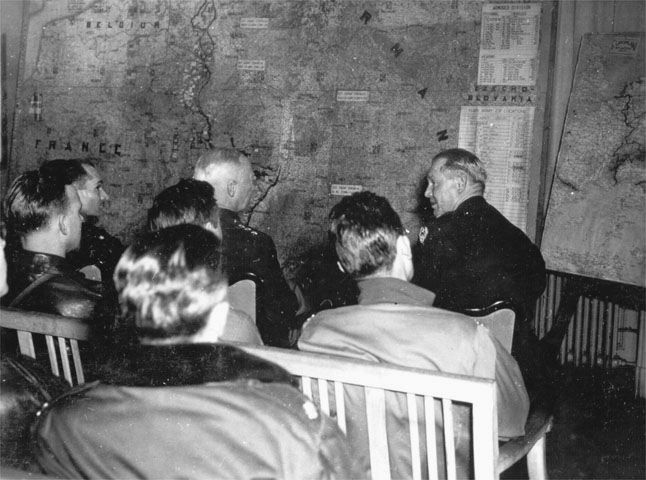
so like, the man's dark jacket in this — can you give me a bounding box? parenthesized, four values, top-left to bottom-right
(220, 208, 298, 347)
(4, 250, 102, 320)
(67, 221, 124, 282)
(34, 343, 363, 479)
(413, 196, 546, 320)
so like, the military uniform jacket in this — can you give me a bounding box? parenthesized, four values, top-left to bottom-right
(413, 196, 546, 315)
(220, 209, 298, 347)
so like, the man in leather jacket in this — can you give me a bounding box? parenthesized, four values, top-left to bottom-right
(2, 169, 102, 320)
(194, 148, 298, 347)
(34, 225, 362, 479)
(39, 159, 124, 283)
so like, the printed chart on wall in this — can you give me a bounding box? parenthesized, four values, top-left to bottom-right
(542, 33, 645, 287)
(458, 106, 534, 232)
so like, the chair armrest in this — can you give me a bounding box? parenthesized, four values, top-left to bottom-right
(497, 408, 553, 473)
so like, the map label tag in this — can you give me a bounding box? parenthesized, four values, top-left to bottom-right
(237, 60, 266, 71)
(330, 184, 363, 196)
(240, 18, 269, 29)
(336, 90, 369, 102)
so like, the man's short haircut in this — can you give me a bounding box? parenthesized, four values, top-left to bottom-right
(193, 148, 247, 180)
(39, 159, 95, 188)
(3, 170, 71, 236)
(433, 148, 487, 190)
(114, 224, 226, 341)
(329, 191, 405, 278)
(147, 179, 219, 232)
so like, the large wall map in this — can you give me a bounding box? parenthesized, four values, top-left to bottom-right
(12, 0, 487, 261)
(542, 33, 645, 287)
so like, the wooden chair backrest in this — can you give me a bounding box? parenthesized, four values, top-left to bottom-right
(472, 308, 515, 353)
(0, 308, 90, 386)
(238, 344, 499, 480)
(228, 279, 256, 324)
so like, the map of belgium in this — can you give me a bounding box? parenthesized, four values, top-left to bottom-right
(12, 0, 484, 258)
(542, 33, 645, 287)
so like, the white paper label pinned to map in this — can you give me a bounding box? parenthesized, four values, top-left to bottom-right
(330, 184, 363, 196)
(336, 90, 369, 102)
(237, 60, 266, 71)
(240, 18, 269, 29)
(477, 3, 540, 86)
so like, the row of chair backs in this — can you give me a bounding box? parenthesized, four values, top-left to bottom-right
(0, 307, 549, 480)
(238, 344, 499, 480)
(0, 308, 89, 386)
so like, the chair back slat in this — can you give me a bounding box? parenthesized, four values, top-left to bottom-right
(17, 330, 35, 357)
(365, 386, 390, 480)
(407, 393, 422, 480)
(57, 337, 73, 385)
(0, 308, 89, 386)
(442, 398, 457, 480)
(333, 381, 347, 434)
(70, 339, 85, 384)
(318, 378, 330, 415)
(44, 335, 59, 377)
(425, 396, 439, 480)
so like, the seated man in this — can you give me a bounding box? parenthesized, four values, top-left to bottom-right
(147, 178, 262, 345)
(2, 169, 101, 319)
(34, 224, 362, 479)
(413, 148, 546, 350)
(194, 148, 298, 347)
(39, 159, 124, 282)
(298, 191, 529, 479)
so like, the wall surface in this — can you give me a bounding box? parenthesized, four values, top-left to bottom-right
(7, 0, 549, 266)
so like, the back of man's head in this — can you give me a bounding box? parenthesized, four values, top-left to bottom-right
(193, 148, 254, 212)
(3, 170, 71, 237)
(147, 179, 219, 232)
(433, 148, 487, 192)
(329, 191, 405, 278)
(114, 224, 228, 343)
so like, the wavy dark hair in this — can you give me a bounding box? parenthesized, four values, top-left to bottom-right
(329, 191, 404, 278)
(3, 170, 71, 236)
(114, 224, 226, 340)
(147, 179, 219, 232)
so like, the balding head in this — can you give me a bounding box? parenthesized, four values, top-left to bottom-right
(193, 149, 255, 212)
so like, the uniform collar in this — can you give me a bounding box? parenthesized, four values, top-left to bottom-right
(357, 277, 436, 306)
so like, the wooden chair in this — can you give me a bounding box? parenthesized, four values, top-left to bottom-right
(239, 344, 551, 480)
(227, 279, 256, 323)
(0, 308, 90, 386)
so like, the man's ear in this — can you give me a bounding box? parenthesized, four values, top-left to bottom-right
(396, 235, 414, 281)
(226, 180, 237, 198)
(451, 171, 467, 193)
(58, 214, 69, 235)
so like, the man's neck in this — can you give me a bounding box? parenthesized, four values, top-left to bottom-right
(22, 233, 67, 257)
(456, 188, 483, 210)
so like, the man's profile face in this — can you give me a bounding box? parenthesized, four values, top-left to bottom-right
(65, 186, 84, 252)
(424, 157, 461, 218)
(78, 165, 109, 217)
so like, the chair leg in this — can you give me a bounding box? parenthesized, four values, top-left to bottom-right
(526, 435, 547, 480)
